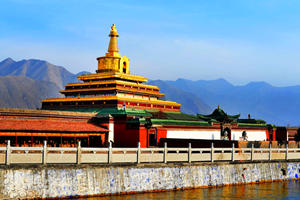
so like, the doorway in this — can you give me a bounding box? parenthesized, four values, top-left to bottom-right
(147, 128, 157, 147)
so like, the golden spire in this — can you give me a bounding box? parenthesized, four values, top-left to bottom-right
(97, 24, 130, 74)
(218, 105, 220, 110)
(108, 24, 119, 53)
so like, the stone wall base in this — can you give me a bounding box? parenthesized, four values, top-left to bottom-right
(0, 162, 299, 199)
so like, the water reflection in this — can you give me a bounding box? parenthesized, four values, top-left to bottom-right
(76, 180, 300, 200)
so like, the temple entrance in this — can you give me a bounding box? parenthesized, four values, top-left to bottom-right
(147, 128, 157, 147)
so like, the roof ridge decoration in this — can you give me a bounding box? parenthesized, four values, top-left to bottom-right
(108, 24, 119, 53)
(197, 106, 268, 125)
(197, 106, 240, 123)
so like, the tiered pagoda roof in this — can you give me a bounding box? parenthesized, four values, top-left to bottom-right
(42, 24, 181, 112)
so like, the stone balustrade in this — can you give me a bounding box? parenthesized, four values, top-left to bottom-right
(1, 141, 299, 165)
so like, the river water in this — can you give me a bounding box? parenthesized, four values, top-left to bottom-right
(77, 180, 300, 200)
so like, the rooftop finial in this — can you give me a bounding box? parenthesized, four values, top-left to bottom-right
(108, 24, 119, 53)
(109, 24, 119, 37)
(218, 105, 220, 110)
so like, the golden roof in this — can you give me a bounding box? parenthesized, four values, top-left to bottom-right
(77, 72, 147, 82)
(60, 87, 164, 97)
(42, 96, 181, 106)
(65, 80, 159, 90)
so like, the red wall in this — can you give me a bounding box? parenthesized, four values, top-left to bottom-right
(138, 127, 167, 148)
(113, 120, 139, 147)
(265, 130, 269, 141)
(139, 128, 147, 148)
(157, 129, 167, 144)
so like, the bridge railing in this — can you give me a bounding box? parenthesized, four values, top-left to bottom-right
(1, 141, 298, 165)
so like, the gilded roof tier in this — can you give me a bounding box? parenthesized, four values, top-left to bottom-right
(65, 80, 159, 90)
(77, 72, 147, 83)
(42, 96, 181, 106)
(60, 87, 164, 97)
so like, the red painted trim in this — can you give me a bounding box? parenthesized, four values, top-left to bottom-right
(266, 130, 269, 140)
(273, 130, 276, 141)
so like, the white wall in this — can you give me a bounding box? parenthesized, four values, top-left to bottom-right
(167, 129, 267, 141)
(167, 130, 220, 140)
(231, 130, 267, 141)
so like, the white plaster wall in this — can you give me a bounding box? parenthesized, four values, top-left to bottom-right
(167, 130, 267, 141)
(167, 130, 221, 140)
(231, 130, 267, 141)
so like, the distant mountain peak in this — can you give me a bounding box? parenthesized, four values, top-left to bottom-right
(211, 78, 232, 85)
(176, 78, 189, 81)
(245, 81, 272, 88)
(27, 59, 49, 64)
(0, 57, 76, 90)
(215, 78, 228, 82)
(75, 71, 92, 76)
(0, 57, 15, 64)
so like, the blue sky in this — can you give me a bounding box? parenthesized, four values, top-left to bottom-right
(1, 0, 300, 86)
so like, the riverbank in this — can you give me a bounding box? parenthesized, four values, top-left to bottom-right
(1, 161, 300, 199)
(84, 180, 300, 200)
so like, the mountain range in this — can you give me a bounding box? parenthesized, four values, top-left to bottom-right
(0, 76, 60, 109)
(0, 58, 88, 90)
(156, 78, 300, 126)
(0, 57, 299, 126)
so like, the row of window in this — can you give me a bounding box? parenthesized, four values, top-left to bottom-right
(65, 83, 159, 93)
(42, 101, 180, 111)
(65, 93, 115, 98)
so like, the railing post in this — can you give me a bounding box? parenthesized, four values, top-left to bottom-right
(269, 142, 272, 161)
(211, 143, 214, 163)
(6, 140, 11, 165)
(108, 141, 112, 164)
(188, 143, 192, 163)
(164, 142, 167, 163)
(232, 143, 235, 162)
(137, 142, 141, 164)
(286, 143, 288, 160)
(77, 141, 81, 164)
(251, 143, 254, 161)
(43, 140, 47, 165)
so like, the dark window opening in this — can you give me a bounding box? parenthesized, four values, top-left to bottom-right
(149, 134, 157, 147)
(89, 136, 104, 147)
(123, 62, 127, 73)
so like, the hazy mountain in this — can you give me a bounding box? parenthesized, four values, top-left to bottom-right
(0, 76, 61, 109)
(148, 80, 211, 115)
(0, 58, 81, 89)
(0, 58, 86, 109)
(156, 78, 300, 126)
(1, 57, 300, 126)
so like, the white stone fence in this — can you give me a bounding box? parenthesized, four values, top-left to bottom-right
(1, 141, 299, 165)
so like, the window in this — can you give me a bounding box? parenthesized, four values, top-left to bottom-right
(123, 62, 127, 73)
